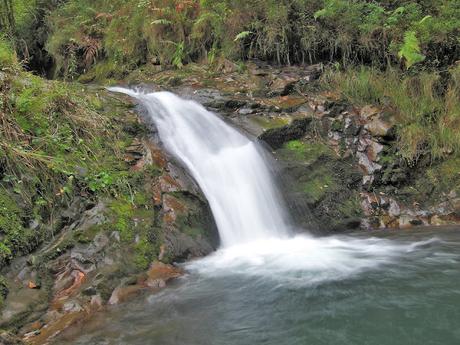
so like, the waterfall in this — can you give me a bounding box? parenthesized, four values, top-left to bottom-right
(109, 88, 291, 247)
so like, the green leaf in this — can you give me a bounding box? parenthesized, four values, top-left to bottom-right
(234, 31, 251, 42)
(313, 8, 327, 20)
(151, 19, 172, 25)
(398, 31, 425, 68)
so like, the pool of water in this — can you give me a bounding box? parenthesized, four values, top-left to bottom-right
(57, 227, 460, 345)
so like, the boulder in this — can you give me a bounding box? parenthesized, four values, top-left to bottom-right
(259, 118, 312, 149)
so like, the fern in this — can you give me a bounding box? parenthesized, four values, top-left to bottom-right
(151, 19, 172, 25)
(172, 42, 185, 68)
(398, 31, 425, 68)
(234, 31, 251, 42)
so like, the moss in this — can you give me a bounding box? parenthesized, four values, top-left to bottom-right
(302, 166, 338, 204)
(251, 116, 290, 130)
(280, 140, 334, 163)
(183, 226, 205, 239)
(337, 194, 363, 219)
(133, 238, 155, 271)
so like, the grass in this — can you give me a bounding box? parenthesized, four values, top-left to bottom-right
(0, 37, 18, 68)
(323, 65, 460, 162)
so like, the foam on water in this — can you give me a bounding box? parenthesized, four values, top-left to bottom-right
(185, 235, 436, 287)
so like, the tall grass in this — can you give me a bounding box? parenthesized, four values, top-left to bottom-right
(324, 65, 460, 162)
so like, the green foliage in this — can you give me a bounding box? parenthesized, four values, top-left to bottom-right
(0, 37, 17, 68)
(35, 0, 456, 79)
(398, 31, 425, 68)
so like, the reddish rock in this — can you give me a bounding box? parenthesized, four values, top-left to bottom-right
(108, 285, 143, 305)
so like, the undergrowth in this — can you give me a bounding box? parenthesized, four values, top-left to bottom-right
(323, 65, 460, 162)
(0, 58, 152, 268)
(27, 0, 457, 80)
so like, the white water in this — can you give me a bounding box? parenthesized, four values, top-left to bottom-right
(109, 88, 290, 246)
(109, 88, 432, 285)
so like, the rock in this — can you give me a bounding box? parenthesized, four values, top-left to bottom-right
(164, 229, 214, 262)
(367, 140, 384, 161)
(344, 117, 361, 136)
(108, 284, 143, 305)
(62, 301, 83, 313)
(216, 58, 238, 74)
(269, 76, 299, 96)
(365, 117, 393, 137)
(162, 194, 188, 225)
(0, 331, 24, 345)
(238, 107, 256, 115)
(259, 118, 312, 149)
(388, 199, 401, 217)
(144, 261, 182, 289)
(357, 152, 382, 174)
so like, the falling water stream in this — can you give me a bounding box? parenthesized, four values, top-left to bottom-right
(58, 90, 460, 345)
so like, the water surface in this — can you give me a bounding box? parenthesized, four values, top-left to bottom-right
(59, 227, 460, 345)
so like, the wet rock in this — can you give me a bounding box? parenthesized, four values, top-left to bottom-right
(143, 262, 182, 288)
(259, 118, 312, 149)
(108, 284, 144, 305)
(164, 229, 214, 262)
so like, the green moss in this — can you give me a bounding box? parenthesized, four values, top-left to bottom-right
(133, 238, 156, 271)
(302, 167, 337, 204)
(337, 194, 363, 219)
(0, 191, 37, 267)
(251, 116, 290, 130)
(280, 140, 334, 163)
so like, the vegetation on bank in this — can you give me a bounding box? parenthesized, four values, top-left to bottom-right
(0, 38, 161, 270)
(323, 65, 460, 162)
(0, 1, 457, 78)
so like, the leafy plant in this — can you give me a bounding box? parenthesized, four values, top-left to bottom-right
(398, 31, 425, 68)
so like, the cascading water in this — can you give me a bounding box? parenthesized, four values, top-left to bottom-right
(109, 87, 432, 280)
(109, 88, 290, 247)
